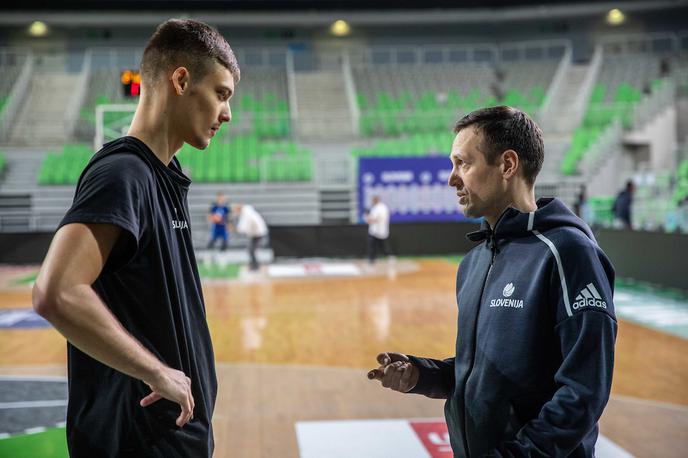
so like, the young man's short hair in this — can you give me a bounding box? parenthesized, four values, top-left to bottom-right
(141, 18, 240, 87)
(454, 106, 544, 185)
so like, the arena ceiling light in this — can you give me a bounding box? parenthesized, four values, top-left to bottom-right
(28, 20, 48, 37)
(330, 19, 351, 37)
(606, 8, 626, 26)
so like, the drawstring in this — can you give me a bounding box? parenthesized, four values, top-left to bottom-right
(466, 227, 500, 255)
(466, 228, 491, 242)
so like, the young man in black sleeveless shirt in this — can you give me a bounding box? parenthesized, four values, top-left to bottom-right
(33, 19, 239, 457)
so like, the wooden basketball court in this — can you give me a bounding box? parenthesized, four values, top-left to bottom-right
(1, 259, 687, 457)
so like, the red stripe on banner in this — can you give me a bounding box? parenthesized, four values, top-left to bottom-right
(409, 421, 453, 457)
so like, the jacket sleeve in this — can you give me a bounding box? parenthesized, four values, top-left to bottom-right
(487, 234, 618, 457)
(405, 356, 455, 399)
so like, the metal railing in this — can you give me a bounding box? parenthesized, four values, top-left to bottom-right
(349, 43, 499, 67)
(0, 48, 30, 67)
(84, 45, 289, 71)
(571, 45, 604, 128)
(498, 39, 570, 62)
(285, 50, 299, 132)
(535, 178, 585, 207)
(65, 49, 93, 140)
(538, 45, 572, 126)
(341, 51, 360, 137)
(631, 78, 676, 129)
(597, 31, 682, 56)
(85, 47, 143, 71)
(234, 47, 288, 68)
(0, 50, 33, 142)
(348, 39, 570, 67)
(579, 120, 623, 177)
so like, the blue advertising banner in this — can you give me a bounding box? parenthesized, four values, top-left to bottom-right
(358, 157, 469, 223)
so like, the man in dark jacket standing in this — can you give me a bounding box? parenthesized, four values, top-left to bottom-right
(368, 106, 617, 457)
(613, 180, 635, 229)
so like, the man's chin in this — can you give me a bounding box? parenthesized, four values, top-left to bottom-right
(460, 204, 476, 218)
(187, 137, 210, 150)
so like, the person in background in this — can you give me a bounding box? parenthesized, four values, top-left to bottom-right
(207, 192, 230, 251)
(573, 185, 587, 219)
(364, 195, 391, 264)
(613, 180, 635, 230)
(231, 203, 268, 271)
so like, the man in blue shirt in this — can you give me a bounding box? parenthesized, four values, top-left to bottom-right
(207, 192, 230, 251)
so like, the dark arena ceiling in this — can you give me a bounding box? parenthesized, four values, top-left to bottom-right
(1, 0, 683, 12)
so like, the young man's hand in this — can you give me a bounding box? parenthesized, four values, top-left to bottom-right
(141, 366, 195, 427)
(367, 352, 419, 393)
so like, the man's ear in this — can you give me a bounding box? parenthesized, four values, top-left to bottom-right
(171, 67, 190, 95)
(501, 149, 519, 179)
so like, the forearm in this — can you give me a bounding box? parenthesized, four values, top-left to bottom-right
(34, 282, 164, 384)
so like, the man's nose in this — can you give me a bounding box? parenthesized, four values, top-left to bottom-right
(220, 104, 231, 123)
(448, 170, 462, 188)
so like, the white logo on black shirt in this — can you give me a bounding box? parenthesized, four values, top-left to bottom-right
(172, 207, 188, 230)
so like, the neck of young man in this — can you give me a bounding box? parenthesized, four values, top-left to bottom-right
(485, 186, 537, 230)
(127, 96, 184, 166)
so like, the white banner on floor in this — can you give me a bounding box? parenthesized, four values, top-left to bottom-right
(295, 418, 633, 458)
(268, 263, 361, 278)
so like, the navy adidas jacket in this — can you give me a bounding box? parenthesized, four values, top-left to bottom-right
(408, 197, 617, 457)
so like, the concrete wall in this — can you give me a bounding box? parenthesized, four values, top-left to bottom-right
(624, 106, 678, 172)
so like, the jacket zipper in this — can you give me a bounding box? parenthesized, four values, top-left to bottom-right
(460, 241, 497, 457)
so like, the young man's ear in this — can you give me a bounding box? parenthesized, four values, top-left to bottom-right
(171, 67, 190, 95)
(500, 150, 519, 179)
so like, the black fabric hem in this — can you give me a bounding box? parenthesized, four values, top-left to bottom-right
(59, 214, 140, 272)
(59, 213, 139, 241)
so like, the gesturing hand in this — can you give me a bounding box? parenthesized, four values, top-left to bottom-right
(367, 352, 419, 393)
(140, 366, 195, 427)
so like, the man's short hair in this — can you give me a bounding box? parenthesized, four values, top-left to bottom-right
(453, 106, 544, 185)
(141, 19, 240, 87)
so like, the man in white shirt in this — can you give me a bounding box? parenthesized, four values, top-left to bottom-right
(231, 204, 268, 271)
(364, 195, 391, 264)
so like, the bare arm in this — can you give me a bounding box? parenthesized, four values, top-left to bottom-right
(32, 223, 194, 426)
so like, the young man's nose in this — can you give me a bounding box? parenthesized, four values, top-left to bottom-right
(220, 105, 231, 123)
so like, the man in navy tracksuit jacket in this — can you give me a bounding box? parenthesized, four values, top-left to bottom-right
(369, 106, 617, 457)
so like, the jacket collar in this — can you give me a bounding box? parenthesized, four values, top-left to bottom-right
(465, 197, 561, 245)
